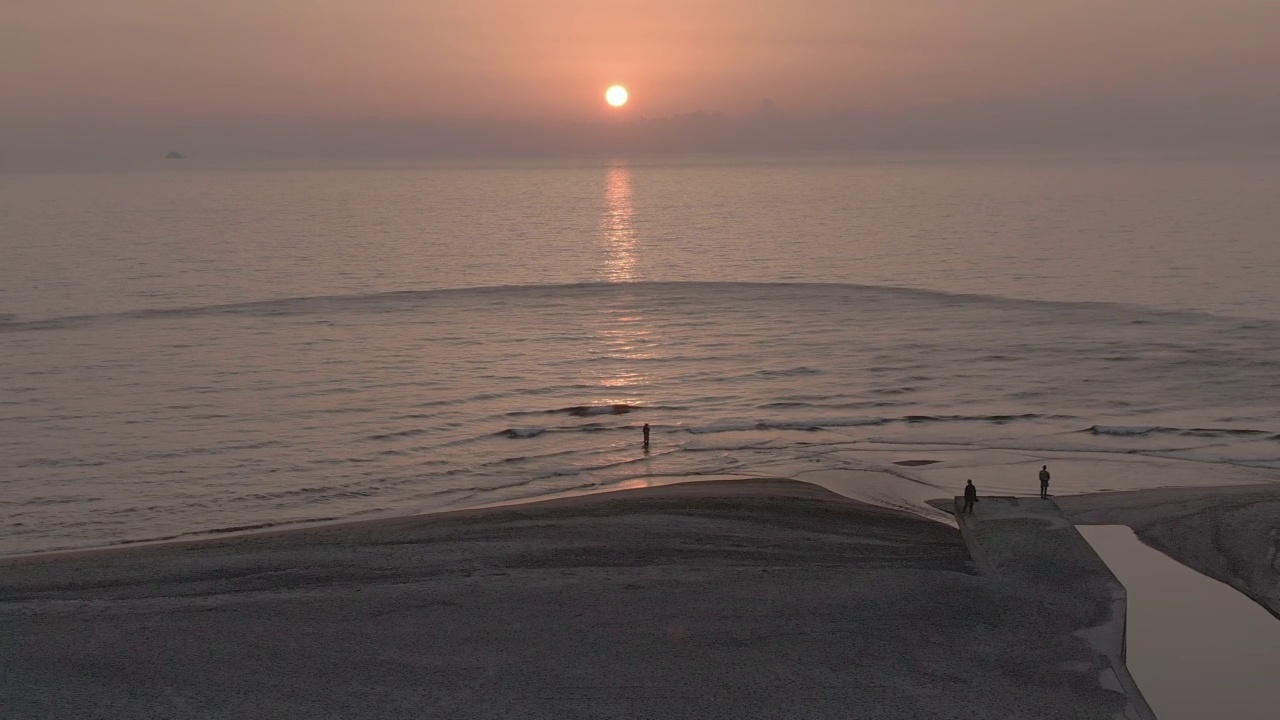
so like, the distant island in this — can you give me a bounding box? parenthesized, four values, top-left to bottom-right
(164, 151, 185, 159)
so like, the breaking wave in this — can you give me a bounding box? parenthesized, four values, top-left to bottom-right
(1087, 425, 1274, 439)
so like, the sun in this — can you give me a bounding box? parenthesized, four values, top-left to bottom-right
(605, 85, 629, 107)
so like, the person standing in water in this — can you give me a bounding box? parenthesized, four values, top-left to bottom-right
(642, 423, 650, 451)
(962, 480, 977, 515)
(1039, 465, 1050, 499)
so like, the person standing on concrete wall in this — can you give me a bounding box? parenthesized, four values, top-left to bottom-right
(962, 480, 978, 515)
(1038, 465, 1050, 499)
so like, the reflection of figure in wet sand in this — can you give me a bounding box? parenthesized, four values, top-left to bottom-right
(642, 423, 650, 451)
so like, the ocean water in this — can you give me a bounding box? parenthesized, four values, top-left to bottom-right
(2, 151, 1279, 555)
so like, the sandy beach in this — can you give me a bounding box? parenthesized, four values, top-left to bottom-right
(2, 478, 1144, 719)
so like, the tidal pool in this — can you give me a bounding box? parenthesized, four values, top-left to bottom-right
(1079, 525, 1280, 720)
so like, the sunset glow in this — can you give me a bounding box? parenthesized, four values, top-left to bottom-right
(605, 85, 629, 108)
(2, 0, 1277, 163)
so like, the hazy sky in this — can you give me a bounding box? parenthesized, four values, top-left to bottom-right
(5, 0, 1278, 119)
(2, 1, 1278, 163)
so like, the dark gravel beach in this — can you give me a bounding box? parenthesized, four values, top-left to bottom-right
(3, 479, 1132, 719)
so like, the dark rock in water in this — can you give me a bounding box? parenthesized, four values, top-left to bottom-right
(165, 151, 185, 159)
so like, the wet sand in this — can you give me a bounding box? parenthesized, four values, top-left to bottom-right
(3, 479, 1133, 719)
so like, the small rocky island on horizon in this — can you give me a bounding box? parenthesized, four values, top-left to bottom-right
(165, 151, 185, 159)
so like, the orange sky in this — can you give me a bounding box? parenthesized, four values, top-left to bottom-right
(2, 0, 1277, 123)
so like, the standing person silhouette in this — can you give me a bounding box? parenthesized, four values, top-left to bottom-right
(962, 480, 977, 515)
(1039, 465, 1050, 499)
(642, 423, 650, 451)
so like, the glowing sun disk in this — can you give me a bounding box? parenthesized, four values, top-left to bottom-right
(605, 85, 629, 107)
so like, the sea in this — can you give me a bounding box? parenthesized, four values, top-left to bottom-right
(3, 149, 1279, 556)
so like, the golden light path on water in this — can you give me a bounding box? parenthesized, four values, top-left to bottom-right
(600, 165, 637, 283)
(595, 165, 654, 401)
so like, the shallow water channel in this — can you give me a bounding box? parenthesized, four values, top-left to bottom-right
(1078, 525, 1280, 720)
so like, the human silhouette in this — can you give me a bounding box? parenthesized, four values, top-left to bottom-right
(1039, 465, 1050, 499)
(642, 423, 650, 451)
(962, 480, 977, 515)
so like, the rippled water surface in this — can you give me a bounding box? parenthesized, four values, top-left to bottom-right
(2, 152, 1278, 554)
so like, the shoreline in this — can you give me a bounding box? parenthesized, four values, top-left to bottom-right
(0, 472, 765, 565)
(7, 477, 1276, 573)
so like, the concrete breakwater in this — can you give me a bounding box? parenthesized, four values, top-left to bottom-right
(946, 496, 1158, 720)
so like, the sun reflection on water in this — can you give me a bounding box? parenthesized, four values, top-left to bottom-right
(592, 165, 655, 398)
(600, 165, 638, 283)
